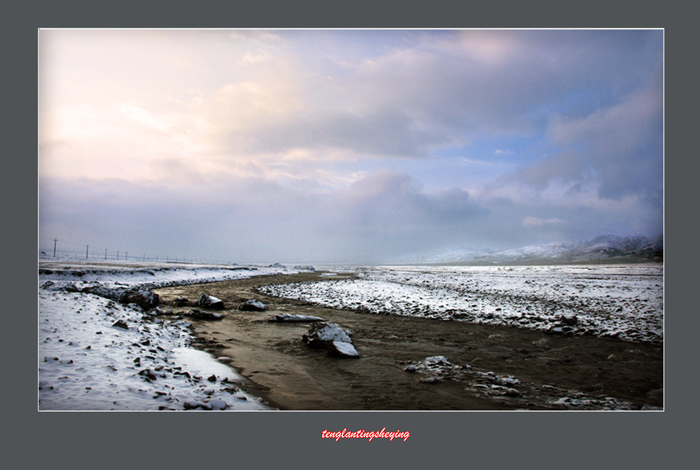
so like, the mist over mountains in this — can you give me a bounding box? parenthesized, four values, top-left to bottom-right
(405, 235, 663, 265)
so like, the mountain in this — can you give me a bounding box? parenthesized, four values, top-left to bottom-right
(403, 247, 496, 264)
(407, 235, 663, 265)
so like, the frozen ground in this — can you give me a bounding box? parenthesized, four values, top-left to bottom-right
(38, 257, 306, 411)
(260, 264, 663, 344)
(38, 259, 663, 411)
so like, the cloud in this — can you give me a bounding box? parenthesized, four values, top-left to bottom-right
(39, 30, 664, 262)
(522, 216, 566, 228)
(486, 74, 662, 210)
(546, 82, 663, 200)
(41, 30, 663, 178)
(40, 169, 491, 263)
(118, 102, 171, 132)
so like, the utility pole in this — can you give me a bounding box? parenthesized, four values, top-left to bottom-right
(117, 251, 119, 260)
(86, 245, 89, 259)
(53, 238, 57, 257)
(105, 248, 107, 261)
(125, 252, 128, 260)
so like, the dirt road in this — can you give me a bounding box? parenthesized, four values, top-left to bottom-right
(153, 272, 663, 410)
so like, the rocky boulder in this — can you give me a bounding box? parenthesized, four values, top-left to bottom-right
(198, 294, 224, 309)
(112, 319, 129, 329)
(119, 289, 159, 309)
(302, 322, 359, 358)
(239, 299, 268, 311)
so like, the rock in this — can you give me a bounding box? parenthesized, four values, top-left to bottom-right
(208, 399, 228, 410)
(269, 313, 324, 322)
(302, 322, 359, 358)
(185, 309, 223, 320)
(239, 299, 268, 311)
(112, 320, 129, 329)
(198, 294, 224, 309)
(294, 265, 316, 272)
(138, 368, 158, 381)
(184, 400, 212, 410)
(330, 341, 360, 357)
(120, 289, 159, 309)
(174, 296, 189, 306)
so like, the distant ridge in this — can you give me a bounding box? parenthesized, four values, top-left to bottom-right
(407, 235, 663, 265)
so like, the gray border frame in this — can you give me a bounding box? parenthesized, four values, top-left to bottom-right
(16, 0, 693, 467)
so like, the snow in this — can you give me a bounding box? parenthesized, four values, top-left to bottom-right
(331, 341, 359, 357)
(259, 264, 664, 343)
(38, 258, 663, 411)
(314, 323, 353, 343)
(302, 322, 359, 357)
(38, 258, 303, 411)
(401, 235, 662, 264)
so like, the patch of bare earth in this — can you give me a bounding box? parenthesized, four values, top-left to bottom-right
(153, 272, 663, 411)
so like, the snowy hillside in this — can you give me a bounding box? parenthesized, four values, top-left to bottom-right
(406, 235, 663, 265)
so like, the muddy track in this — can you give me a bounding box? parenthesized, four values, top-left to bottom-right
(153, 272, 663, 410)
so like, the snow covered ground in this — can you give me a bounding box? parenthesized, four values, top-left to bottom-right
(38, 258, 663, 411)
(38, 257, 303, 411)
(260, 264, 664, 344)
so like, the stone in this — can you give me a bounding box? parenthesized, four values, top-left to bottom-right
(294, 265, 316, 272)
(120, 289, 159, 309)
(198, 294, 224, 309)
(302, 322, 359, 358)
(138, 369, 158, 381)
(185, 309, 223, 321)
(239, 299, 268, 311)
(112, 320, 129, 329)
(269, 313, 324, 322)
(208, 399, 228, 410)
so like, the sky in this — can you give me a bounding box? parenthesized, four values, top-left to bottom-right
(39, 29, 663, 264)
